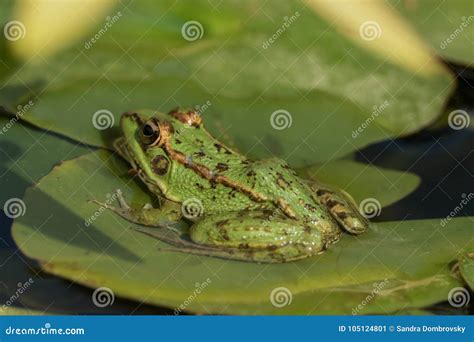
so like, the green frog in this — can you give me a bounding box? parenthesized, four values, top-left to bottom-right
(91, 109, 368, 263)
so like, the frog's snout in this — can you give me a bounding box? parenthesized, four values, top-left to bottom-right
(121, 111, 146, 127)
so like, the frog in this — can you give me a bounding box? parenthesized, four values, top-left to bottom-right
(91, 108, 369, 263)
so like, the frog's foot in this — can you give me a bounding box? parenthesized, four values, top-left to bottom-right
(88, 189, 180, 233)
(158, 211, 326, 263)
(310, 182, 369, 235)
(132, 226, 202, 249)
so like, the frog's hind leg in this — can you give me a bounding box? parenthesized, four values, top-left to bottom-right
(159, 211, 325, 263)
(308, 181, 369, 235)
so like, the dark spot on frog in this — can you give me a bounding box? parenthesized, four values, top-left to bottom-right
(316, 189, 333, 196)
(247, 170, 256, 177)
(151, 155, 169, 175)
(336, 211, 349, 220)
(191, 139, 205, 149)
(216, 163, 229, 172)
(216, 219, 230, 228)
(194, 151, 206, 158)
(219, 227, 230, 241)
(195, 183, 205, 191)
(214, 143, 232, 155)
(238, 243, 250, 249)
(304, 203, 319, 212)
(214, 143, 223, 152)
(175, 139, 182, 144)
(304, 226, 312, 234)
(276, 172, 291, 189)
(237, 211, 247, 217)
(326, 199, 341, 209)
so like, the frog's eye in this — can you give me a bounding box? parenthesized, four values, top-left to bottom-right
(140, 121, 161, 145)
(142, 124, 155, 137)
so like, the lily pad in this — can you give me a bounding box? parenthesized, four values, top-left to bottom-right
(459, 254, 474, 290)
(0, 115, 89, 206)
(0, 248, 167, 314)
(0, 117, 172, 313)
(300, 160, 420, 208)
(390, 0, 474, 65)
(12, 150, 472, 314)
(0, 0, 454, 166)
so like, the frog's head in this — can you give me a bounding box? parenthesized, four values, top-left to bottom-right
(115, 109, 204, 198)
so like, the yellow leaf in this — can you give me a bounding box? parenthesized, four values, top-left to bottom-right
(304, 0, 448, 76)
(10, 0, 117, 60)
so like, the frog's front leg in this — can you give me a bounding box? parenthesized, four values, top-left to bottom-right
(161, 210, 325, 263)
(308, 181, 369, 234)
(88, 189, 181, 227)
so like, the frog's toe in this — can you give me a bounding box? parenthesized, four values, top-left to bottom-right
(311, 184, 369, 235)
(322, 195, 368, 234)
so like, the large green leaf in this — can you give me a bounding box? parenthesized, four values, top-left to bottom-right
(0, 115, 89, 206)
(0, 249, 168, 314)
(459, 254, 474, 290)
(0, 0, 454, 166)
(0, 117, 172, 314)
(390, 0, 474, 65)
(12, 150, 472, 314)
(300, 160, 420, 208)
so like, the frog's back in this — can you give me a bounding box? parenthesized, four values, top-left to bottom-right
(165, 115, 329, 221)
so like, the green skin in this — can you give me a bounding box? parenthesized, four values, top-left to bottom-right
(91, 109, 369, 263)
